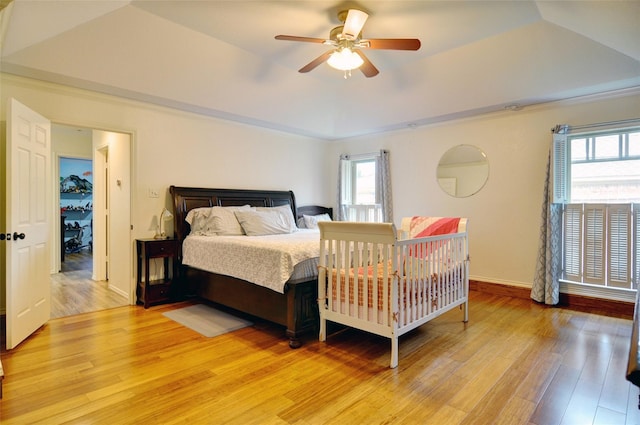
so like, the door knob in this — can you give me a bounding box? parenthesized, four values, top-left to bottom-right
(13, 232, 25, 240)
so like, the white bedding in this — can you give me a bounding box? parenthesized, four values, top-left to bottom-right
(182, 229, 320, 293)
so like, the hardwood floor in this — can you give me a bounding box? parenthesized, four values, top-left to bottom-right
(1, 291, 639, 424)
(52, 251, 128, 319)
(60, 249, 93, 273)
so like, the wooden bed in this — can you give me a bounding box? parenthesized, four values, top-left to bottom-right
(169, 186, 331, 348)
(318, 217, 469, 368)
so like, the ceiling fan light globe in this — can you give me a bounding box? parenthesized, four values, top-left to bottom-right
(327, 48, 364, 71)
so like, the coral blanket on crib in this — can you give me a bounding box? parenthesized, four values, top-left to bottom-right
(409, 216, 460, 238)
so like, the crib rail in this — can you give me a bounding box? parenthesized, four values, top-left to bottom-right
(318, 222, 396, 336)
(396, 232, 469, 329)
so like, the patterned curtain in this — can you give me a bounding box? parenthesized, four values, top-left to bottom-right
(531, 132, 564, 305)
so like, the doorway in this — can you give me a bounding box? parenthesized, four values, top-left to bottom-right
(59, 156, 93, 273)
(50, 124, 131, 318)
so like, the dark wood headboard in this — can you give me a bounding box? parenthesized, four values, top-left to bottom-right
(169, 186, 299, 243)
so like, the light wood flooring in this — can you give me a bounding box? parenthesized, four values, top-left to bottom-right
(1, 291, 639, 424)
(51, 250, 128, 319)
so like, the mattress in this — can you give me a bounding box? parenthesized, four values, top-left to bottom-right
(329, 261, 464, 311)
(182, 229, 320, 293)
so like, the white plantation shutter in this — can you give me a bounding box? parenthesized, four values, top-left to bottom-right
(608, 204, 631, 288)
(563, 203, 637, 288)
(563, 204, 582, 281)
(583, 204, 606, 284)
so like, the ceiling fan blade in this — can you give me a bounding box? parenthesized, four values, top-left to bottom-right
(275, 35, 327, 44)
(363, 38, 421, 51)
(342, 9, 368, 40)
(354, 50, 379, 78)
(299, 51, 333, 73)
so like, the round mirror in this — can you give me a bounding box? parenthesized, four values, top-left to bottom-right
(436, 145, 489, 197)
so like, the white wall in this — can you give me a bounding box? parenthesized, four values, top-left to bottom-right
(0, 74, 332, 240)
(52, 126, 92, 157)
(329, 89, 640, 288)
(0, 74, 332, 309)
(2, 73, 638, 296)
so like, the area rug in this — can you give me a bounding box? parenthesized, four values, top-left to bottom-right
(163, 304, 253, 337)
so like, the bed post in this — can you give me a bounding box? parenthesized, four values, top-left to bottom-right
(285, 279, 318, 348)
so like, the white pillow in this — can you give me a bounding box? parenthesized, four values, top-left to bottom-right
(303, 213, 331, 229)
(235, 207, 297, 236)
(209, 205, 254, 235)
(256, 205, 297, 232)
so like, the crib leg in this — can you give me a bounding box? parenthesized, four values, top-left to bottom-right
(463, 301, 469, 323)
(390, 337, 399, 368)
(319, 315, 326, 342)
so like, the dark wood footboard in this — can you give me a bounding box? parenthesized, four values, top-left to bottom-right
(186, 267, 318, 347)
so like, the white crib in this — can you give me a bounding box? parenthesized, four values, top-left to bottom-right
(318, 217, 469, 368)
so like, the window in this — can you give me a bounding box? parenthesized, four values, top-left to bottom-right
(339, 154, 384, 222)
(553, 126, 640, 290)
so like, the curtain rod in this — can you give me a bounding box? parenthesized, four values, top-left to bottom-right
(554, 118, 640, 133)
(341, 150, 387, 160)
(572, 118, 640, 130)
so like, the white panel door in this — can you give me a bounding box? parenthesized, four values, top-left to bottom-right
(6, 98, 51, 349)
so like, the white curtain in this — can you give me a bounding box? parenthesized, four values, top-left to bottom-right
(336, 154, 348, 221)
(336, 150, 393, 222)
(531, 127, 565, 305)
(378, 150, 393, 223)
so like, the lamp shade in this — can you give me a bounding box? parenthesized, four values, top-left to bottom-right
(155, 207, 174, 239)
(327, 48, 364, 71)
(160, 208, 173, 221)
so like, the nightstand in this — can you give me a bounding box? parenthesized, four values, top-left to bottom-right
(136, 238, 179, 308)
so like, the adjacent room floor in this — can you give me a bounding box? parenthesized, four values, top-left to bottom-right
(51, 250, 128, 319)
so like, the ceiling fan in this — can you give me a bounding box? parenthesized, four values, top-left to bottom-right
(275, 9, 421, 78)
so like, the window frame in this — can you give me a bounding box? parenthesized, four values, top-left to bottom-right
(340, 153, 383, 223)
(553, 125, 640, 291)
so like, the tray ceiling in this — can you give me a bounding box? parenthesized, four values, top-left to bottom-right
(1, 1, 639, 139)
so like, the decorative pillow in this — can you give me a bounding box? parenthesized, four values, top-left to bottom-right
(235, 207, 297, 236)
(256, 205, 297, 232)
(303, 213, 332, 229)
(186, 208, 214, 236)
(185, 207, 209, 225)
(186, 205, 253, 236)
